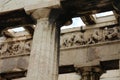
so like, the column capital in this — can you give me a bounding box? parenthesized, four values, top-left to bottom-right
(31, 8, 51, 20)
(78, 66, 104, 73)
(30, 8, 63, 27)
(76, 66, 105, 80)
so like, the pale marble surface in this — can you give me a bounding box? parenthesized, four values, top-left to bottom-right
(0, 0, 60, 12)
(26, 18, 59, 80)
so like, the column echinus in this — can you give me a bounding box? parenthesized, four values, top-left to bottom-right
(26, 8, 60, 80)
(77, 66, 104, 80)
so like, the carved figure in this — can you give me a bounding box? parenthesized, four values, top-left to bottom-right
(103, 27, 109, 41)
(110, 27, 119, 40)
(62, 38, 69, 47)
(92, 31, 102, 43)
(7, 41, 24, 55)
(74, 34, 86, 45)
(0, 43, 7, 56)
(60, 26, 120, 48)
(68, 35, 75, 46)
(24, 40, 31, 53)
(87, 34, 95, 44)
(104, 27, 119, 40)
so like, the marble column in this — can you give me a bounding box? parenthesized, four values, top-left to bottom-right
(77, 67, 104, 80)
(26, 9, 60, 80)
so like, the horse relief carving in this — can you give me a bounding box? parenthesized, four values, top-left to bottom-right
(0, 39, 32, 58)
(103, 27, 120, 40)
(61, 26, 120, 48)
(0, 26, 120, 57)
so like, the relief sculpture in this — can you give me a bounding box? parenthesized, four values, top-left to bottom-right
(74, 33, 87, 45)
(0, 43, 8, 57)
(6, 41, 24, 55)
(0, 39, 32, 58)
(103, 27, 120, 40)
(61, 26, 120, 48)
(0, 26, 120, 57)
(24, 40, 32, 53)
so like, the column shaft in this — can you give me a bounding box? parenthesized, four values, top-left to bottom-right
(27, 18, 59, 80)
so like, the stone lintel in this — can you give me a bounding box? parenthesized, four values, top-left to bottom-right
(24, 0, 60, 12)
(0, 0, 60, 13)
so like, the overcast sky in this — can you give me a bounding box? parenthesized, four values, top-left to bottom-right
(61, 17, 85, 29)
(61, 11, 113, 30)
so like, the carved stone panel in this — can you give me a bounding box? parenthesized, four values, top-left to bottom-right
(0, 26, 120, 59)
(60, 26, 120, 48)
(0, 38, 32, 58)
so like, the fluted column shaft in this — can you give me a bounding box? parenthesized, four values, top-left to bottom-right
(27, 8, 60, 80)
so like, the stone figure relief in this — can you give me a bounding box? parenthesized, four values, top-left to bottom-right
(74, 33, 86, 45)
(24, 40, 32, 53)
(0, 39, 32, 58)
(61, 26, 120, 48)
(87, 33, 96, 44)
(92, 31, 102, 42)
(103, 27, 120, 40)
(0, 26, 120, 57)
(8, 41, 24, 55)
(0, 43, 8, 57)
(67, 34, 75, 47)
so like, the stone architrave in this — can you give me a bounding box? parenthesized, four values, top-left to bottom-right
(26, 8, 60, 80)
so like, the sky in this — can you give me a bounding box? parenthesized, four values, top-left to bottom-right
(61, 17, 86, 29)
(61, 11, 114, 30)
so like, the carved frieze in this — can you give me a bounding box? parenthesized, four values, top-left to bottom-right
(0, 39, 32, 58)
(60, 26, 120, 48)
(0, 26, 120, 58)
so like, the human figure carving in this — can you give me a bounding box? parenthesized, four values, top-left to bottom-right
(62, 34, 82, 47)
(6, 41, 24, 55)
(103, 27, 109, 41)
(0, 43, 7, 57)
(104, 27, 119, 40)
(87, 34, 95, 44)
(68, 35, 75, 46)
(25, 40, 31, 53)
(62, 37, 70, 47)
(92, 31, 102, 43)
(74, 34, 86, 45)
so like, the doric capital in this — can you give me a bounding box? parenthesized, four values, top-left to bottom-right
(31, 8, 51, 20)
(76, 66, 105, 80)
(30, 8, 63, 27)
(77, 66, 104, 75)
